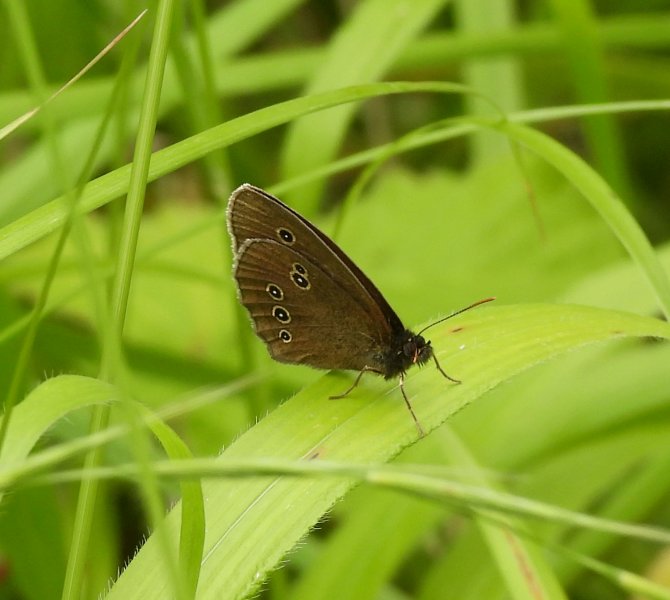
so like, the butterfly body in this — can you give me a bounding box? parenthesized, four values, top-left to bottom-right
(227, 183, 461, 434)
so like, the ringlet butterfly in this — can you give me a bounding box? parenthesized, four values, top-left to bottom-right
(227, 184, 493, 435)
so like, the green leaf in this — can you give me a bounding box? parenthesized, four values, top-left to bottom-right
(106, 303, 670, 599)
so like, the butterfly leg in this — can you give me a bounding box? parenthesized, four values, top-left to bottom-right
(398, 373, 425, 437)
(329, 366, 379, 399)
(432, 353, 461, 384)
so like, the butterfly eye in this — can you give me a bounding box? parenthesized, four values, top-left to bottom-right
(277, 227, 295, 245)
(272, 306, 291, 323)
(266, 283, 284, 300)
(279, 329, 292, 343)
(403, 340, 416, 357)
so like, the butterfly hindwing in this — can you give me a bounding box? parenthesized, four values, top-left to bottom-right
(234, 239, 392, 371)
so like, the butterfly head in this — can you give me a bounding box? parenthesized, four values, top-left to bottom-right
(383, 329, 434, 378)
(405, 332, 434, 367)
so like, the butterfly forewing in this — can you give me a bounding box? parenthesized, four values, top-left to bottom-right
(227, 184, 404, 335)
(234, 239, 389, 371)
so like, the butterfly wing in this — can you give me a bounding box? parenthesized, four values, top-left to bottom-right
(227, 184, 405, 335)
(233, 238, 390, 372)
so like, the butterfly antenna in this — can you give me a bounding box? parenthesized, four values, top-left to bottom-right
(417, 297, 496, 336)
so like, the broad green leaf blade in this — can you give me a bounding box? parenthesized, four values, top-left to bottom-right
(288, 430, 567, 600)
(107, 303, 670, 599)
(289, 440, 449, 600)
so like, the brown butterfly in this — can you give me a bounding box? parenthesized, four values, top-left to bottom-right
(227, 184, 493, 435)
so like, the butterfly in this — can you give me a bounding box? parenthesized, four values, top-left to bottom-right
(227, 184, 493, 435)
